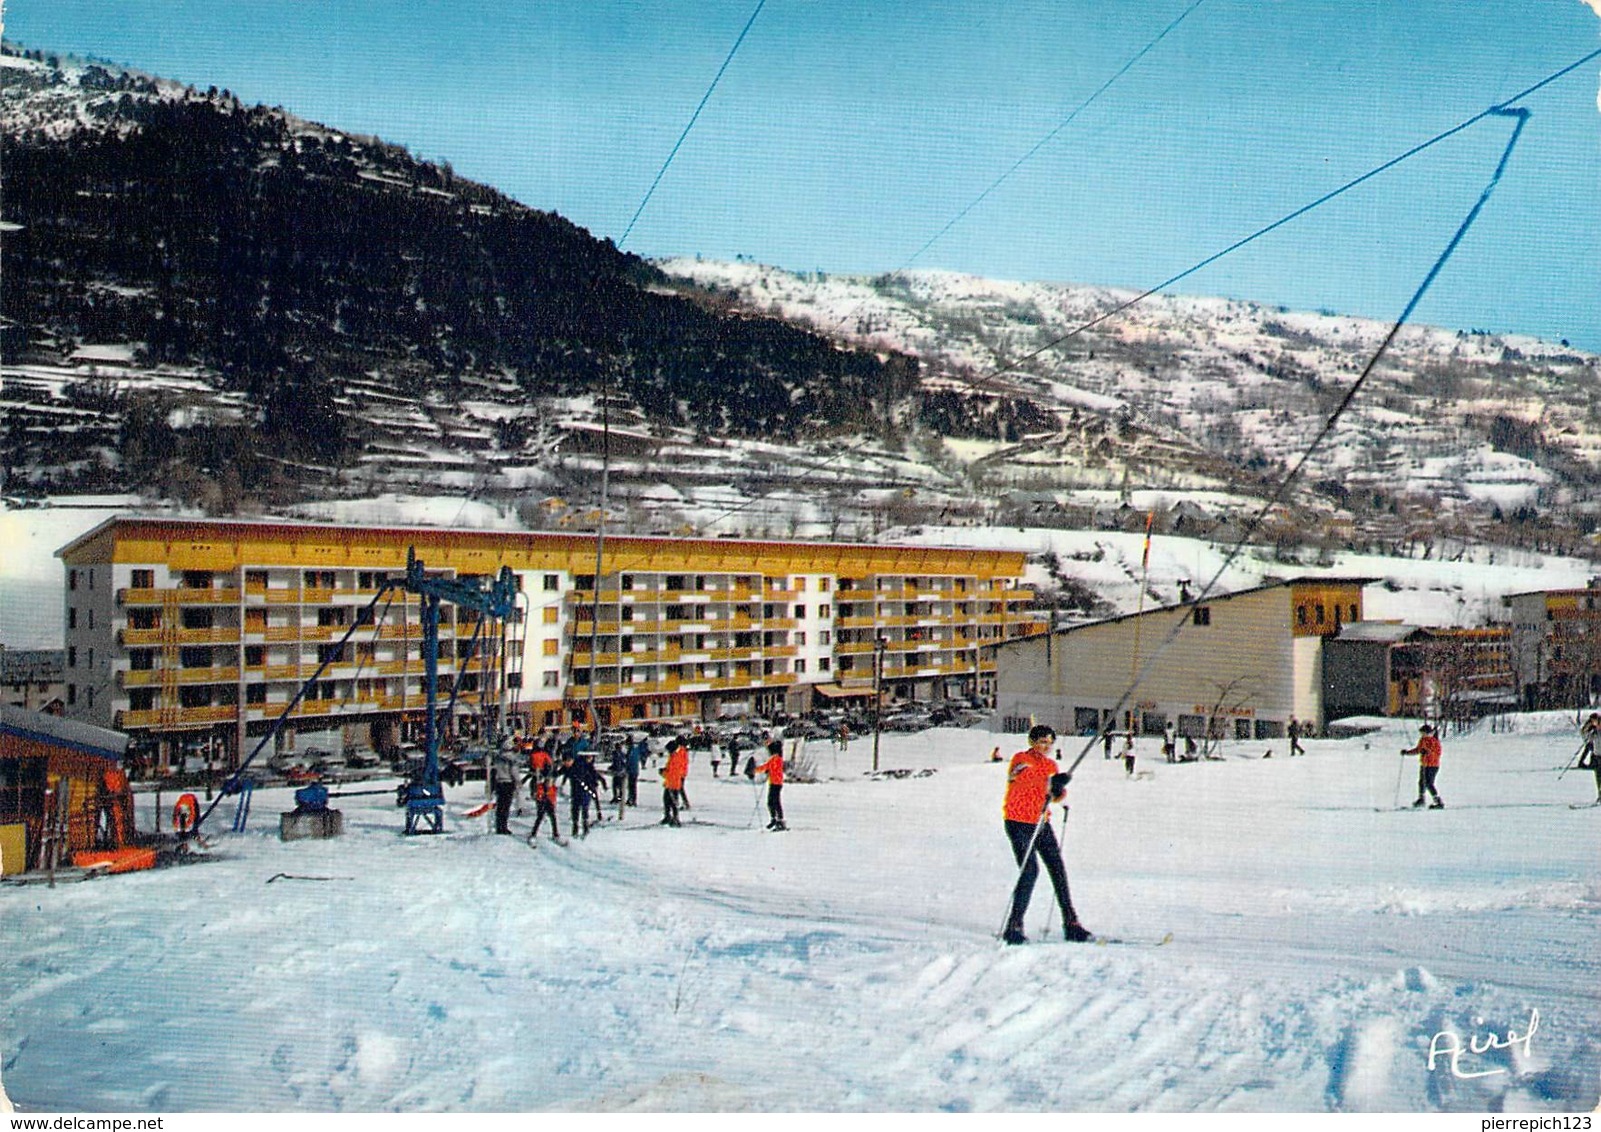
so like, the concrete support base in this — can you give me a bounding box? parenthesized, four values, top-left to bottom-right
(279, 809, 344, 841)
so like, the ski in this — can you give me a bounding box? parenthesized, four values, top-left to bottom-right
(1095, 931, 1174, 948)
(1569, 801, 1601, 809)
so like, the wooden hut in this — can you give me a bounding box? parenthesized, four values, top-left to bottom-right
(0, 704, 139, 875)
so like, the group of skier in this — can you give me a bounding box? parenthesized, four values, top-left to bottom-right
(504, 727, 791, 841)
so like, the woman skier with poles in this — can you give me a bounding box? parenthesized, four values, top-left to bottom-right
(1001, 725, 1092, 944)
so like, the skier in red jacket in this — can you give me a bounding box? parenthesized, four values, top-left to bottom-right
(661, 737, 689, 827)
(1002, 725, 1091, 944)
(757, 739, 787, 831)
(1401, 722, 1445, 809)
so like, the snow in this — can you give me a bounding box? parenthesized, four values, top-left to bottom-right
(1, 715, 1597, 1113)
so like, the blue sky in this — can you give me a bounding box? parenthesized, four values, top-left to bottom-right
(7, 1, 1601, 349)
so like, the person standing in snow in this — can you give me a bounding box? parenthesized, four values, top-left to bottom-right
(661, 736, 689, 827)
(1288, 717, 1306, 757)
(1120, 731, 1137, 778)
(562, 750, 603, 837)
(1577, 712, 1601, 804)
(757, 738, 787, 831)
(1401, 722, 1445, 809)
(626, 734, 647, 805)
(490, 740, 520, 835)
(527, 742, 561, 841)
(1162, 720, 1177, 764)
(1001, 725, 1091, 944)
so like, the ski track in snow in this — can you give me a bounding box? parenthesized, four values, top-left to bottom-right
(2, 720, 1598, 1112)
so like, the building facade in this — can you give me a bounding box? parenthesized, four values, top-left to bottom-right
(1504, 580, 1601, 709)
(57, 517, 1041, 772)
(993, 578, 1371, 740)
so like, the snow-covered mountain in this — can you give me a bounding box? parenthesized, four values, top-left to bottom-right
(6, 43, 1601, 565)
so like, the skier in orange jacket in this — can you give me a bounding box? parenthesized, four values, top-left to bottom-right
(1401, 722, 1445, 809)
(1002, 725, 1091, 944)
(757, 739, 787, 831)
(660, 737, 689, 827)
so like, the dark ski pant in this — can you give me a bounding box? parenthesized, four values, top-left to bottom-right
(1004, 818, 1077, 936)
(571, 795, 592, 836)
(493, 780, 516, 834)
(1416, 764, 1441, 803)
(767, 783, 784, 827)
(531, 798, 558, 838)
(662, 787, 680, 826)
(627, 772, 638, 805)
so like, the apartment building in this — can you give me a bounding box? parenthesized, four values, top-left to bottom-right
(57, 517, 1041, 772)
(1504, 579, 1601, 709)
(993, 577, 1372, 739)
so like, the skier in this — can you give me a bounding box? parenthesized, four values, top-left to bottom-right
(1400, 722, 1445, 809)
(1102, 729, 1114, 760)
(757, 738, 788, 831)
(626, 734, 647, 805)
(527, 743, 561, 842)
(1288, 717, 1305, 757)
(490, 740, 520, 835)
(561, 750, 603, 837)
(1120, 731, 1136, 778)
(607, 743, 628, 820)
(1162, 720, 1177, 764)
(1001, 725, 1091, 944)
(661, 736, 688, 826)
(1578, 712, 1601, 804)
(1182, 734, 1198, 762)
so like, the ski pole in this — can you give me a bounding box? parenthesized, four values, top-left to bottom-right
(1557, 742, 1587, 780)
(1392, 748, 1407, 809)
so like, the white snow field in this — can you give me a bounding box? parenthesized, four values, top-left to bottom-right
(2, 716, 1598, 1113)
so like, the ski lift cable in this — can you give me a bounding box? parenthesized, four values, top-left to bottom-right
(893, 0, 1209, 286)
(1056, 106, 1531, 780)
(599, 47, 1597, 559)
(619, 0, 768, 249)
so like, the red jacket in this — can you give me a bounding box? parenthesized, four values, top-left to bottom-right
(664, 745, 689, 791)
(1004, 748, 1060, 822)
(1407, 734, 1442, 768)
(758, 754, 785, 786)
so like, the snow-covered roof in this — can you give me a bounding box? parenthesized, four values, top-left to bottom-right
(0, 703, 127, 760)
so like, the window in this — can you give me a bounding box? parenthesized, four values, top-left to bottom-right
(819, 657, 831, 671)
(820, 630, 831, 645)
(130, 609, 159, 630)
(1315, 604, 1325, 625)
(543, 639, 559, 657)
(181, 571, 211, 589)
(246, 685, 267, 705)
(1349, 604, 1358, 621)
(543, 671, 560, 688)
(131, 569, 155, 589)
(130, 650, 154, 671)
(88, 610, 95, 630)
(795, 659, 807, 674)
(543, 574, 559, 591)
(1192, 606, 1211, 626)
(180, 647, 211, 668)
(129, 688, 155, 711)
(1297, 605, 1308, 626)
(86, 688, 95, 709)
(245, 646, 265, 667)
(543, 607, 559, 625)
(67, 646, 77, 668)
(621, 575, 634, 591)
(795, 632, 807, 646)
(794, 604, 806, 619)
(87, 648, 94, 670)
(794, 577, 807, 591)
(819, 578, 831, 592)
(68, 608, 77, 630)
(69, 569, 78, 592)
(68, 684, 76, 705)
(181, 608, 213, 630)
(820, 604, 831, 618)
